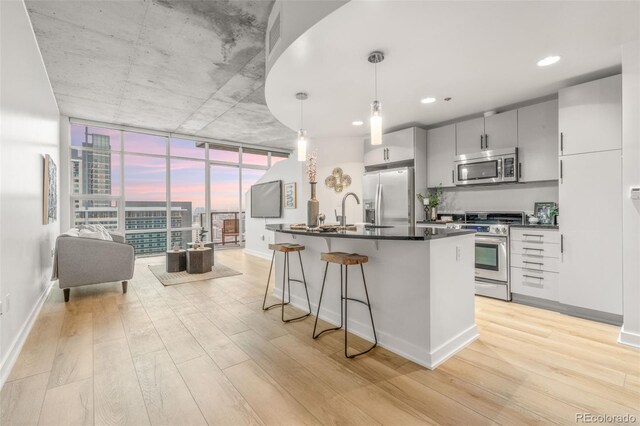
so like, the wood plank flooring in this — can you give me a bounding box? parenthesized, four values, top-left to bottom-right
(1, 249, 638, 425)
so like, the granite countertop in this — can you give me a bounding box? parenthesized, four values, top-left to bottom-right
(511, 224, 559, 230)
(266, 224, 475, 241)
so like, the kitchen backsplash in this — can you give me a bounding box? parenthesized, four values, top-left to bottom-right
(436, 181, 559, 214)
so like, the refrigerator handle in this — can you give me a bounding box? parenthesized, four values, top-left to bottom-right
(375, 183, 382, 225)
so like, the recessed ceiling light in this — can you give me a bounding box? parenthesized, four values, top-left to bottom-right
(420, 97, 436, 104)
(537, 55, 561, 67)
(352, 120, 364, 126)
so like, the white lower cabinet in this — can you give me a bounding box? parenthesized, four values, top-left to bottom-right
(510, 228, 560, 302)
(511, 269, 559, 301)
(558, 150, 623, 315)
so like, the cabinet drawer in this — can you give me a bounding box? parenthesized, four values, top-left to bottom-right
(511, 253, 560, 273)
(511, 267, 559, 301)
(510, 240, 561, 258)
(510, 229, 560, 244)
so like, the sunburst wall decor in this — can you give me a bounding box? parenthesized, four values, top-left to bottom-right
(324, 167, 352, 193)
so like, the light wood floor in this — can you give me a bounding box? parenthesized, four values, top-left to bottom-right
(2, 249, 639, 425)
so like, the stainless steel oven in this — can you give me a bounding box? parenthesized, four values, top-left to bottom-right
(454, 148, 519, 186)
(475, 234, 508, 283)
(447, 211, 525, 301)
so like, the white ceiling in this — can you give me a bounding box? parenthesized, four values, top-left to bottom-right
(265, 1, 640, 139)
(26, 0, 296, 149)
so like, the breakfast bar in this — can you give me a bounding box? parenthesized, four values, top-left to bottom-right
(265, 224, 477, 369)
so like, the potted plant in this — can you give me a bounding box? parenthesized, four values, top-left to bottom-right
(417, 185, 443, 221)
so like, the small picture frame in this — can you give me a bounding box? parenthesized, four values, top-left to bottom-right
(284, 182, 297, 209)
(534, 202, 556, 225)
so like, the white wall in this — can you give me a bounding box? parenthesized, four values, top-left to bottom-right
(620, 39, 640, 347)
(437, 181, 559, 217)
(244, 136, 364, 259)
(0, 0, 61, 385)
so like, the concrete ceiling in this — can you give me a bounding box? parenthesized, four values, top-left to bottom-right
(265, 1, 640, 139)
(26, 0, 296, 149)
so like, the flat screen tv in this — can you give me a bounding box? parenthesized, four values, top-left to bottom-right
(251, 180, 282, 218)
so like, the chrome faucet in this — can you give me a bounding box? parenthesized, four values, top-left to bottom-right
(340, 192, 360, 227)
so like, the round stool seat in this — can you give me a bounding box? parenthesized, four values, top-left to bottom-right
(269, 243, 305, 253)
(320, 252, 368, 265)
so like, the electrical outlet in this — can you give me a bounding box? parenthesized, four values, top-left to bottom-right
(5, 294, 9, 313)
(260, 234, 265, 241)
(456, 246, 462, 261)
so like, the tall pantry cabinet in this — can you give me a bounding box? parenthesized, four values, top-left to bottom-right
(558, 75, 623, 318)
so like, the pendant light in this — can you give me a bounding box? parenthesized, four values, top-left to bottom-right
(296, 92, 308, 161)
(368, 51, 384, 145)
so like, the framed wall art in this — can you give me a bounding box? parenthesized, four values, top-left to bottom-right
(284, 182, 297, 209)
(43, 154, 57, 224)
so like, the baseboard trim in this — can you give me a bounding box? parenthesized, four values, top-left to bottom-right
(272, 288, 477, 369)
(0, 281, 54, 389)
(618, 325, 640, 348)
(427, 324, 479, 369)
(243, 248, 273, 261)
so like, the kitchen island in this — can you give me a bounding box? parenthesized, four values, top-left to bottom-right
(265, 224, 477, 369)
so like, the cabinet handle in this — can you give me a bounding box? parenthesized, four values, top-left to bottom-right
(560, 160, 563, 182)
(451, 169, 454, 184)
(560, 132, 564, 154)
(387, 148, 390, 161)
(485, 134, 488, 149)
(480, 135, 483, 150)
(518, 162, 522, 179)
(522, 233, 543, 238)
(560, 234, 564, 253)
(523, 274, 544, 280)
(523, 260, 544, 266)
(523, 247, 544, 251)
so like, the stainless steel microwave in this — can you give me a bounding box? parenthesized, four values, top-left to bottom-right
(454, 148, 519, 186)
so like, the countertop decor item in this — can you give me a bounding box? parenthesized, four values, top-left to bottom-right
(318, 213, 326, 225)
(534, 201, 557, 225)
(324, 167, 352, 193)
(284, 182, 297, 209)
(306, 152, 319, 227)
(417, 185, 443, 221)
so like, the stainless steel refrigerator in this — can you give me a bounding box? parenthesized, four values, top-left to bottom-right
(363, 167, 415, 226)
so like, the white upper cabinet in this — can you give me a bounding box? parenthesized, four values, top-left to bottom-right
(384, 127, 417, 164)
(455, 117, 484, 155)
(427, 124, 456, 188)
(484, 110, 518, 151)
(364, 127, 423, 167)
(517, 100, 559, 182)
(455, 111, 517, 156)
(558, 74, 621, 156)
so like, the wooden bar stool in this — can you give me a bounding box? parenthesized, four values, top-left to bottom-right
(263, 243, 312, 323)
(313, 252, 377, 358)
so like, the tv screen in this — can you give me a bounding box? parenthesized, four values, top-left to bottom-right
(251, 180, 282, 218)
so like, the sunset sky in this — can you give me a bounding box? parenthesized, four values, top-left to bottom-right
(71, 125, 269, 211)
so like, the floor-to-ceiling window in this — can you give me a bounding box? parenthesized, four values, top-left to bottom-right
(69, 121, 289, 256)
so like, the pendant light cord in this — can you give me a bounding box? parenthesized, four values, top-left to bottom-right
(300, 97, 303, 129)
(374, 62, 378, 101)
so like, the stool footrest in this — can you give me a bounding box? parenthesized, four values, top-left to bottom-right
(263, 302, 290, 311)
(343, 297, 369, 306)
(312, 325, 342, 339)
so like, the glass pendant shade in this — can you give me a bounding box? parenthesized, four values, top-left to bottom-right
(370, 101, 382, 145)
(297, 129, 307, 161)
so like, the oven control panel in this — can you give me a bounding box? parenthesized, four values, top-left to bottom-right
(446, 223, 509, 235)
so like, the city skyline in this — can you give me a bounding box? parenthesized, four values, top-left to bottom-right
(71, 125, 266, 211)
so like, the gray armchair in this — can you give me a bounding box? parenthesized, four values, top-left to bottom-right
(56, 232, 135, 302)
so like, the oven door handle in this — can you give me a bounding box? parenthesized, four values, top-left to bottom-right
(476, 237, 507, 245)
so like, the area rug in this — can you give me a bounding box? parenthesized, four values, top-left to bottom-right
(148, 263, 242, 286)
